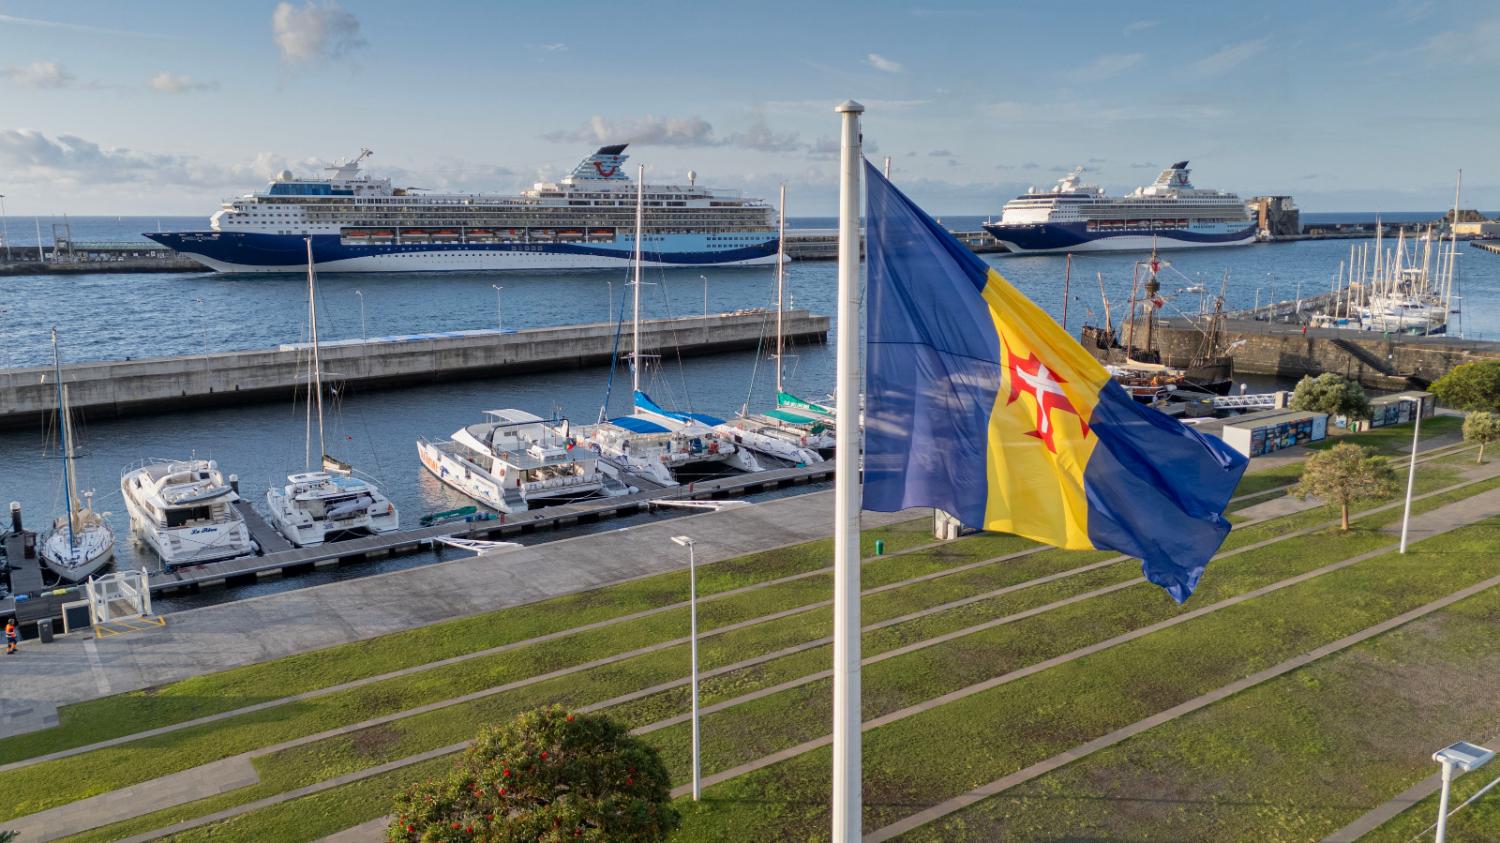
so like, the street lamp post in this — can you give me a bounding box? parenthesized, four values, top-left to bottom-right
(354, 290, 367, 343)
(1254, 288, 1261, 319)
(671, 534, 701, 801)
(1433, 741, 1494, 843)
(490, 284, 504, 332)
(606, 280, 613, 321)
(1399, 396, 1424, 553)
(699, 274, 709, 318)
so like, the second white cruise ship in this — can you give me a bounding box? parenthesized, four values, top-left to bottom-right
(983, 162, 1255, 253)
(147, 145, 778, 273)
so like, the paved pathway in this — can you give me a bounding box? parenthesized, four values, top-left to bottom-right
(4, 757, 257, 843)
(1321, 770, 1446, 843)
(0, 491, 918, 738)
(864, 486, 1500, 841)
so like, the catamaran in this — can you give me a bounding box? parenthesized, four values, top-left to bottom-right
(39, 329, 115, 582)
(265, 239, 399, 546)
(576, 162, 763, 484)
(418, 409, 630, 512)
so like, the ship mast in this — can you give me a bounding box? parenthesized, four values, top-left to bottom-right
(775, 183, 786, 396)
(51, 328, 77, 548)
(305, 237, 326, 469)
(631, 163, 644, 394)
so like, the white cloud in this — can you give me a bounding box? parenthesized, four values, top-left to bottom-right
(541, 43, 567, 51)
(149, 71, 218, 94)
(1123, 19, 1159, 35)
(1420, 18, 1500, 65)
(1192, 37, 1269, 74)
(1, 61, 75, 89)
(1067, 52, 1145, 81)
(272, 1, 364, 64)
(866, 53, 902, 73)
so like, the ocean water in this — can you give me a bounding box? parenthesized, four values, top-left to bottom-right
(3, 217, 1496, 589)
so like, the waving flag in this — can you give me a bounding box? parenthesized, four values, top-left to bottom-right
(862, 162, 1248, 602)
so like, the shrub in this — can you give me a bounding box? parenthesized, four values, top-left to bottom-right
(1431, 360, 1500, 413)
(388, 706, 678, 842)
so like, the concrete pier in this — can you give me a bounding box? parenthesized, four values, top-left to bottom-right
(0, 310, 828, 430)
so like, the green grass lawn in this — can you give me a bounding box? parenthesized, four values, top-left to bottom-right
(113, 475, 1500, 843)
(664, 512, 1500, 841)
(901, 524, 1500, 841)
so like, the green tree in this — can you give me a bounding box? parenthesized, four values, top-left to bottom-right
(388, 706, 678, 843)
(1432, 360, 1500, 413)
(1294, 443, 1398, 531)
(1463, 411, 1500, 464)
(1289, 373, 1372, 421)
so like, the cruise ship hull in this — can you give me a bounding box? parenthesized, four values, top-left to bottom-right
(146, 232, 780, 274)
(983, 222, 1257, 254)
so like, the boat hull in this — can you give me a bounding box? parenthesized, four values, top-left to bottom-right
(418, 439, 613, 512)
(39, 522, 115, 582)
(983, 222, 1257, 254)
(147, 232, 780, 274)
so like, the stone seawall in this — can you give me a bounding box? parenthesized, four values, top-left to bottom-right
(1145, 318, 1500, 389)
(0, 310, 827, 430)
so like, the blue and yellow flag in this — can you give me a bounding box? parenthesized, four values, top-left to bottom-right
(862, 162, 1248, 602)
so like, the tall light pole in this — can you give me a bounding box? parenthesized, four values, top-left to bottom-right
(0, 194, 11, 262)
(670, 534, 701, 801)
(354, 290, 367, 343)
(606, 280, 613, 322)
(1433, 741, 1494, 843)
(490, 284, 504, 332)
(1399, 396, 1423, 553)
(699, 274, 709, 318)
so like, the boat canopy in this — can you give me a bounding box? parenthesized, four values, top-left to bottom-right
(765, 408, 820, 425)
(608, 416, 671, 434)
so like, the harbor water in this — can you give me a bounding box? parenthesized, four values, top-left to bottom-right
(3, 217, 1498, 607)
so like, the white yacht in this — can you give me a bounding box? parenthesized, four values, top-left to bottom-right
(266, 468, 398, 546)
(632, 391, 796, 467)
(418, 410, 630, 512)
(121, 459, 253, 565)
(39, 329, 115, 582)
(266, 238, 400, 546)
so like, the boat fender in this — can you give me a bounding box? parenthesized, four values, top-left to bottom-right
(13, 594, 27, 602)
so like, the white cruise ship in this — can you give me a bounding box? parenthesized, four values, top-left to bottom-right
(983, 162, 1255, 253)
(147, 145, 778, 273)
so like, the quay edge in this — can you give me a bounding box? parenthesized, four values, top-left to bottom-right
(0, 310, 829, 430)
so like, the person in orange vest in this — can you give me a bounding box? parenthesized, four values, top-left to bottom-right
(5, 619, 16, 655)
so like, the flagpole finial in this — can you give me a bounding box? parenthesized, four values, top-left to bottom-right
(835, 99, 865, 114)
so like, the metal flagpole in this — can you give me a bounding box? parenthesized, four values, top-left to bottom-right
(831, 98, 864, 843)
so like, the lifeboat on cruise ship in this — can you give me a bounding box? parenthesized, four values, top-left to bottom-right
(344, 230, 370, 238)
(589, 228, 614, 238)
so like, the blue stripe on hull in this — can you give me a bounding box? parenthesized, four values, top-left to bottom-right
(982, 222, 1256, 252)
(145, 232, 778, 271)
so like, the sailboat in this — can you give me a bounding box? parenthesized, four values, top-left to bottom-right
(265, 238, 399, 546)
(578, 163, 762, 484)
(39, 328, 116, 582)
(719, 185, 832, 463)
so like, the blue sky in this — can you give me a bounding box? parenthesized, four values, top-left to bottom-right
(0, 0, 1495, 216)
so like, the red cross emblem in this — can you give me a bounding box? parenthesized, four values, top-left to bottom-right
(1005, 345, 1089, 452)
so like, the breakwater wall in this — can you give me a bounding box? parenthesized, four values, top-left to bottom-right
(1148, 318, 1500, 389)
(0, 310, 827, 429)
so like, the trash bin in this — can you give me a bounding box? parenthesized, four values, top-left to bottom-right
(37, 619, 53, 643)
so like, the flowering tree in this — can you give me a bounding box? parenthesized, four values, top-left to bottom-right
(388, 706, 678, 842)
